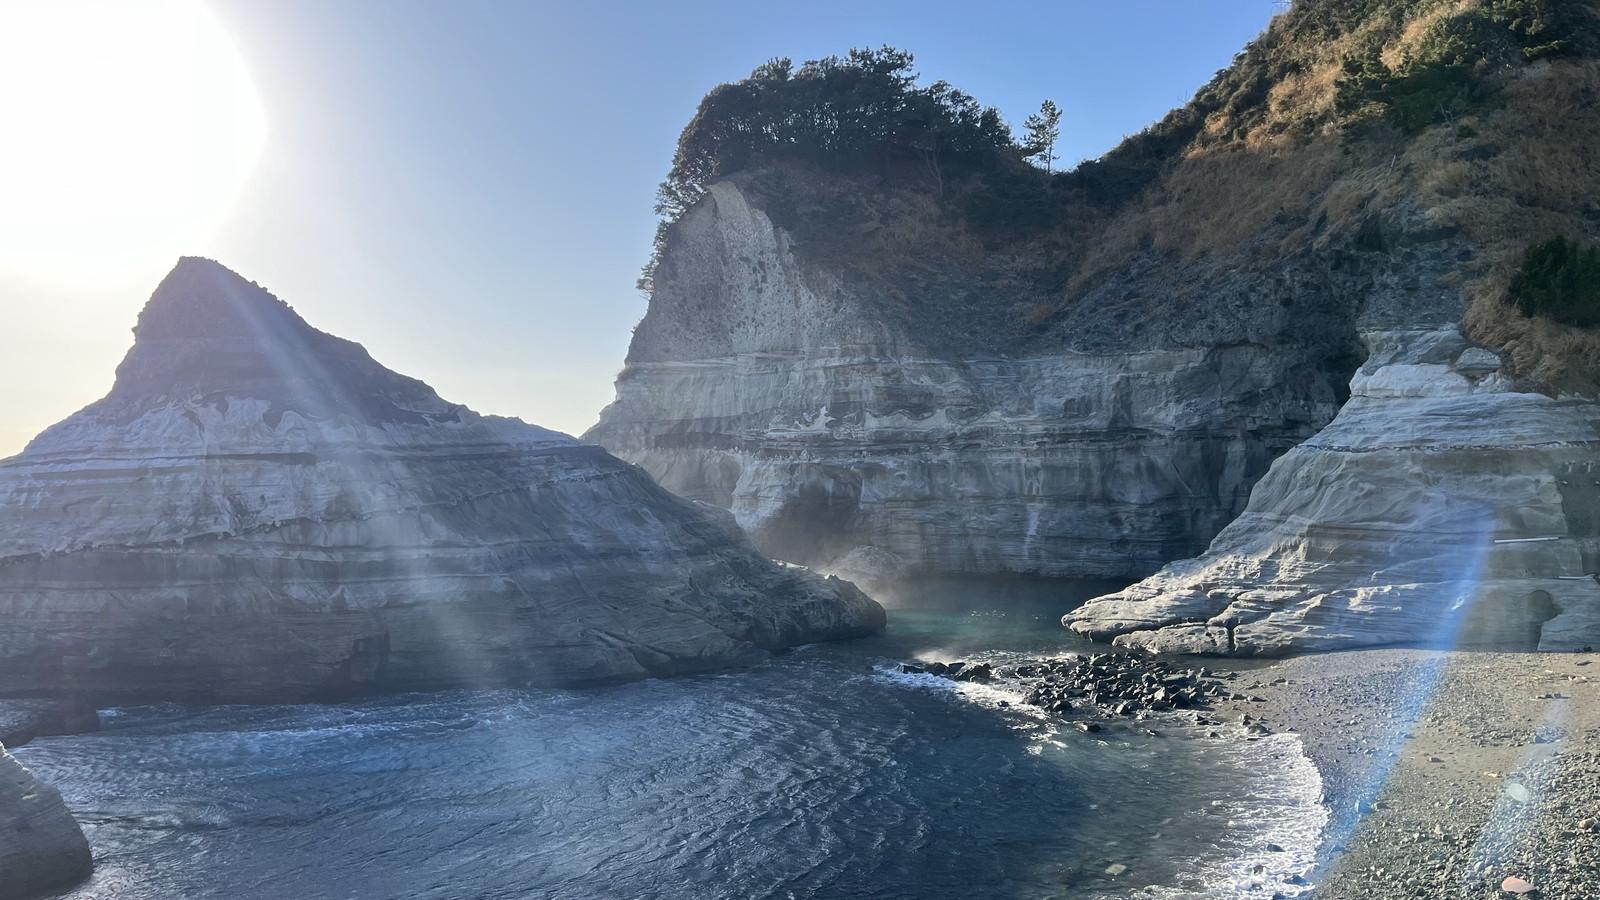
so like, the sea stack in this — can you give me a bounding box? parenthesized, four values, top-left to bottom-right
(0, 257, 884, 704)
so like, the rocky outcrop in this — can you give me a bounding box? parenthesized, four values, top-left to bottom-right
(0, 700, 97, 749)
(0, 258, 883, 704)
(592, 1, 1600, 652)
(588, 182, 1353, 580)
(0, 745, 91, 900)
(1065, 327, 1600, 655)
(590, 178, 1600, 654)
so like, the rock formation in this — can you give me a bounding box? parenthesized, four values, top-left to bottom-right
(0, 257, 883, 703)
(1066, 327, 1600, 654)
(590, 0, 1600, 652)
(0, 744, 91, 900)
(0, 700, 97, 748)
(588, 181, 1354, 582)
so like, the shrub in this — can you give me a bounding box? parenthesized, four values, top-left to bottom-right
(1333, 0, 1598, 134)
(1510, 236, 1600, 327)
(637, 47, 1026, 292)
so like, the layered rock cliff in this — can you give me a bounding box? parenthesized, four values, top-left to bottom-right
(590, 180, 1358, 582)
(1066, 326, 1600, 654)
(0, 258, 882, 703)
(592, 0, 1600, 651)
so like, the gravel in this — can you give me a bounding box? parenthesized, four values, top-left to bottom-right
(1209, 649, 1600, 898)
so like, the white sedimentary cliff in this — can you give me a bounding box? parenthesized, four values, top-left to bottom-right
(589, 174, 1600, 654)
(588, 182, 1346, 585)
(1065, 327, 1600, 654)
(0, 257, 882, 703)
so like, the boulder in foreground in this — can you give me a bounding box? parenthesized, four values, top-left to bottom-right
(0, 745, 91, 900)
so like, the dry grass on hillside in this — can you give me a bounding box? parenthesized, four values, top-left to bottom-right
(1441, 61, 1600, 390)
(1064, 135, 1349, 301)
(1057, 0, 1600, 391)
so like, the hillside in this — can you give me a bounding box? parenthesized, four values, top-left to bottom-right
(639, 0, 1600, 380)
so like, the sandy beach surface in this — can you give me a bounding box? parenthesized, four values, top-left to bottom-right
(1209, 649, 1600, 898)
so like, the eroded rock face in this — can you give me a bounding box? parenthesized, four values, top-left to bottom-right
(1065, 328, 1600, 655)
(0, 258, 883, 703)
(0, 746, 91, 900)
(588, 182, 1350, 579)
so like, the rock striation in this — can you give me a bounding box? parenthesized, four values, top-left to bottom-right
(1066, 327, 1600, 654)
(0, 257, 883, 703)
(0, 744, 91, 900)
(588, 182, 1352, 582)
(587, 174, 1600, 654)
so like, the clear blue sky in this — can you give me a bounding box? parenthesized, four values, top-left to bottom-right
(2, 1, 1280, 453)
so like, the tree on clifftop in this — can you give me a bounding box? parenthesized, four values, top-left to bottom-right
(637, 46, 1021, 293)
(1022, 99, 1062, 173)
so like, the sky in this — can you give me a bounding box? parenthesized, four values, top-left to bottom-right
(0, 0, 1281, 457)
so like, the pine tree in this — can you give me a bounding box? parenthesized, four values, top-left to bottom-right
(1022, 99, 1062, 173)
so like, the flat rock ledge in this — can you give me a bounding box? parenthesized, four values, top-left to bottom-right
(1065, 328, 1600, 656)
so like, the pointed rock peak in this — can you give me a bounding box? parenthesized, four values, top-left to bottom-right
(136, 256, 308, 344)
(102, 257, 456, 427)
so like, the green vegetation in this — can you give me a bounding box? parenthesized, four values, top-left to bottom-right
(639, 47, 1035, 292)
(1336, 52, 1488, 133)
(635, 0, 1600, 300)
(1335, 0, 1596, 133)
(1510, 237, 1600, 327)
(1021, 100, 1063, 173)
(656, 48, 1014, 215)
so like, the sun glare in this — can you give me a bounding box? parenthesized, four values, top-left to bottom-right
(0, 0, 266, 285)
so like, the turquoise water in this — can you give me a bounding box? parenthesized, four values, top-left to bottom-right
(17, 580, 1324, 899)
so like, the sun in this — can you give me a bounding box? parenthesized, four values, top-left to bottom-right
(0, 0, 267, 285)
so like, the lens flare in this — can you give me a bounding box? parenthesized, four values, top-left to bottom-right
(0, 0, 267, 285)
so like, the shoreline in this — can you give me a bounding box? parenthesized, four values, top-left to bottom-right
(15, 641, 1600, 899)
(1209, 648, 1600, 898)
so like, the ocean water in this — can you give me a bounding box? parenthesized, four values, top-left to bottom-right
(17, 579, 1325, 900)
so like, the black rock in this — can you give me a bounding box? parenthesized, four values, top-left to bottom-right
(956, 663, 994, 683)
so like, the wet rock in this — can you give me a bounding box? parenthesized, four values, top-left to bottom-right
(911, 651, 1230, 735)
(0, 700, 98, 748)
(954, 663, 994, 683)
(0, 745, 91, 900)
